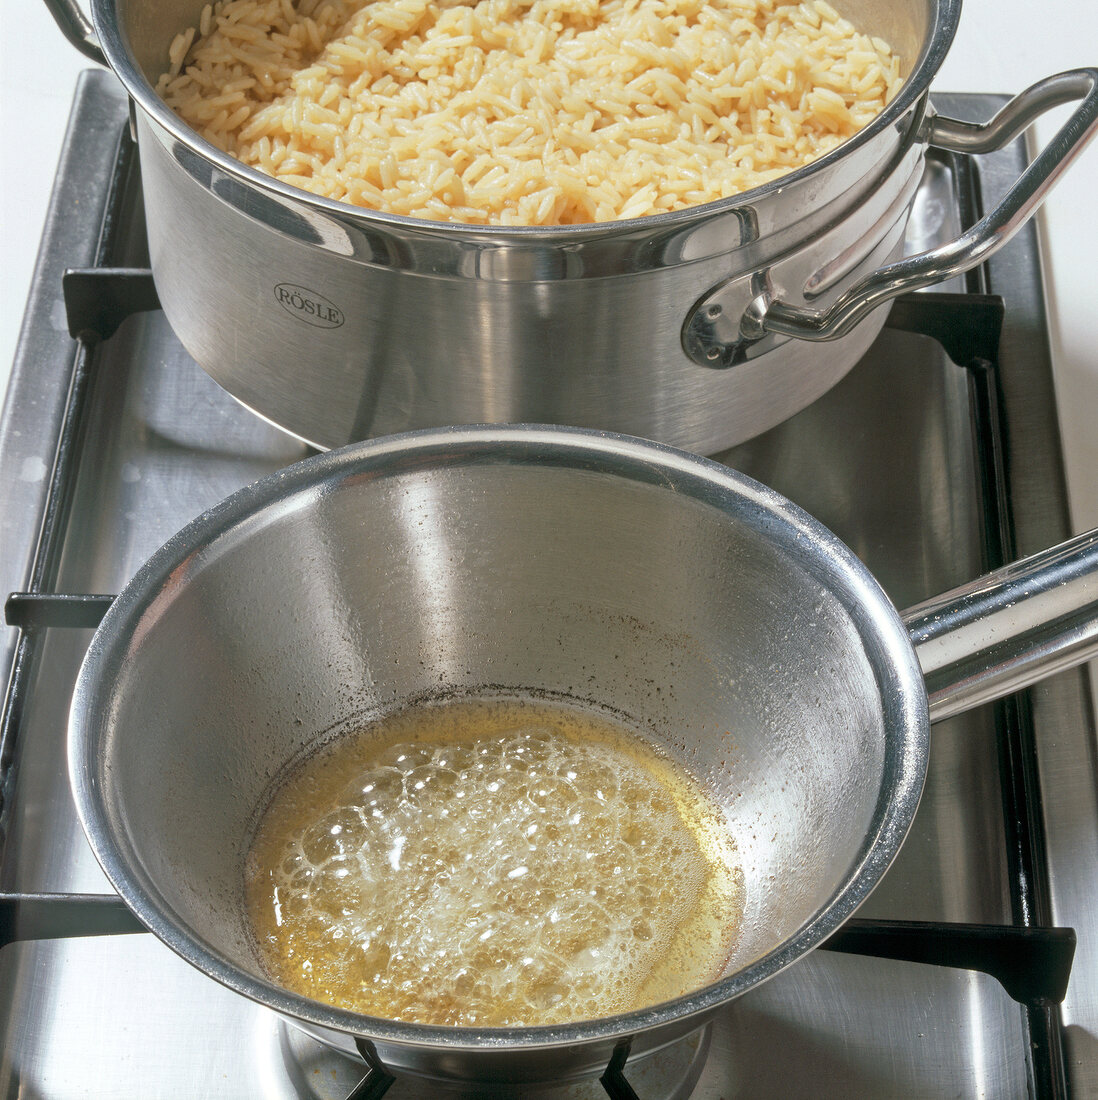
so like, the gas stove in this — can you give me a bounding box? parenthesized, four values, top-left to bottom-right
(1, 71, 1096, 1098)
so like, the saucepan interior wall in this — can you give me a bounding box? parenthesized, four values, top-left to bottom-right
(86, 461, 893, 1000)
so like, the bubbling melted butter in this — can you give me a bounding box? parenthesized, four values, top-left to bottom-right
(245, 696, 743, 1027)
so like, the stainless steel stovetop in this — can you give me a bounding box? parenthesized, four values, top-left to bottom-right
(1, 71, 1097, 1098)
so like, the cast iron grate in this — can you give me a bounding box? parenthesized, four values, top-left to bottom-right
(0, 132, 1077, 1098)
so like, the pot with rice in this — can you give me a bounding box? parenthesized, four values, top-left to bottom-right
(44, 0, 1098, 451)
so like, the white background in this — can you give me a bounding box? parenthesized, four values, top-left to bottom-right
(2, 0, 1097, 529)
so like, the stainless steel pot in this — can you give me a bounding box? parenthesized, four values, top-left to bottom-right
(45, 0, 1098, 453)
(68, 426, 1098, 1088)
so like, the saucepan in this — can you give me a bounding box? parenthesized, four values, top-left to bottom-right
(43, 0, 1098, 451)
(67, 426, 1098, 1088)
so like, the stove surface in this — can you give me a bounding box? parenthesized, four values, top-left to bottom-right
(1, 72, 1096, 1098)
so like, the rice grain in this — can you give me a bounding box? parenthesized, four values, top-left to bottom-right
(157, 0, 903, 224)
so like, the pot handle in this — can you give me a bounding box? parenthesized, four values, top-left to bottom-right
(737, 68, 1098, 345)
(902, 527, 1098, 723)
(42, 0, 107, 66)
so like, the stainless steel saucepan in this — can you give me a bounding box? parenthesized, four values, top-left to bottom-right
(68, 426, 1098, 1088)
(43, 0, 1098, 451)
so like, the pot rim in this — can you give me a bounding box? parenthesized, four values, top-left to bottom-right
(68, 424, 930, 1054)
(89, 0, 961, 239)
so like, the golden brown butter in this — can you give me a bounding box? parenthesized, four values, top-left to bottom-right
(245, 696, 743, 1026)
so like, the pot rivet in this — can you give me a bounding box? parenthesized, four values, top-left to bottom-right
(706, 304, 723, 319)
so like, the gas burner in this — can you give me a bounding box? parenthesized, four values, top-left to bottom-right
(269, 1020, 710, 1100)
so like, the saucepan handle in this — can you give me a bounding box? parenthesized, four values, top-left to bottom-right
(902, 527, 1098, 723)
(738, 68, 1098, 344)
(43, 0, 107, 66)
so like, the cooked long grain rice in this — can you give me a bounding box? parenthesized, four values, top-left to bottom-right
(157, 0, 903, 225)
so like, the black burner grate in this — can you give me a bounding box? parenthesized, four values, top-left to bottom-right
(0, 127, 1079, 1099)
